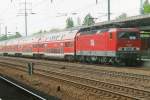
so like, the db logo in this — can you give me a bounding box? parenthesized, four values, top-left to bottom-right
(126, 44, 132, 47)
(90, 40, 95, 46)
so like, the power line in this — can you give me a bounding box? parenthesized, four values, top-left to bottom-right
(17, 0, 33, 36)
(32, 0, 49, 9)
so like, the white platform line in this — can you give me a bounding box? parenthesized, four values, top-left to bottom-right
(0, 76, 47, 100)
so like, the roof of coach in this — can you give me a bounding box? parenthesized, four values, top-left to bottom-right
(43, 29, 78, 41)
(0, 41, 6, 45)
(6, 38, 20, 45)
(0, 29, 78, 45)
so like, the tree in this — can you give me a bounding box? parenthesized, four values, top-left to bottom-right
(15, 32, 22, 38)
(7, 32, 22, 39)
(49, 28, 61, 32)
(33, 30, 43, 35)
(143, 0, 150, 14)
(83, 13, 95, 26)
(0, 32, 22, 41)
(66, 17, 74, 28)
(0, 35, 7, 41)
(116, 13, 127, 20)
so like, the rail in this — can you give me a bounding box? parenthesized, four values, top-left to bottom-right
(0, 76, 47, 100)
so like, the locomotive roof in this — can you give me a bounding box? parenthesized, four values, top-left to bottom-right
(78, 26, 138, 33)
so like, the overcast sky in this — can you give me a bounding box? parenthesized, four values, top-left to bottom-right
(0, 0, 146, 36)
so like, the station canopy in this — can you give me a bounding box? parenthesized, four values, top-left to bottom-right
(80, 14, 150, 31)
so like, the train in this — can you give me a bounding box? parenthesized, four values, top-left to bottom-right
(140, 32, 150, 59)
(0, 26, 141, 66)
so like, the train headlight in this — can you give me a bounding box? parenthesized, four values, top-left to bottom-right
(118, 47, 124, 51)
(134, 47, 136, 50)
(136, 47, 140, 51)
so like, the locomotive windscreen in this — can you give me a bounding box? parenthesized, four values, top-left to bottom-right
(118, 32, 140, 40)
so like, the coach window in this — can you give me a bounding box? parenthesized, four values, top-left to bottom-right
(110, 32, 113, 39)
(65, 42, 73, 47)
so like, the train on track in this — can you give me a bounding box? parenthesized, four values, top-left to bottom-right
(0, 26, 141, 65)
(141, 32, 150, 59)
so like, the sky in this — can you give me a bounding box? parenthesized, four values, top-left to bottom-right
(0, 0, 146, 36)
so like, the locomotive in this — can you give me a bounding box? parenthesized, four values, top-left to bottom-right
(0, 26, 141, 65)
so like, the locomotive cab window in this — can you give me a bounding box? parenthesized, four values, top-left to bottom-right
(118, 32, 139, 40)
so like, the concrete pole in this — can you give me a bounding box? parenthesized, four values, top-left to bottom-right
(5, 26, 7, 39)
(25, 0, 28, 36)
(140, 0, 143, 14)
(108, 0, 110, 21)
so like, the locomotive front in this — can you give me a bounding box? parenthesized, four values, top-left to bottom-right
(116, 28, 141, 65)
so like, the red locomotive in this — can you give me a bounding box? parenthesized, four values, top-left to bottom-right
(0, 26, 141, 65)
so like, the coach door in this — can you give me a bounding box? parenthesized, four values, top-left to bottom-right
(75, 33, 80, 57)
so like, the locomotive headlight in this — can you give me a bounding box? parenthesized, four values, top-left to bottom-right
(136, 47, 140, 51)
(118, 48, 123, 51)
(134, 47, 136, 50)
(133, 47, 140, 51)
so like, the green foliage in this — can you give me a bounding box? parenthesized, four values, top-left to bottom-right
(15, 32, 22, 38)
(83, 13, 95, 26)
(49, 28, 61, 32)
(66, 17, 74, 28)
(32, 30, 44, 35)
(32, 28, 62, 35)
(143, 0, 150, 14)
(0, 35, 7, 41)
(116, 13, 127, 20)
(0, 32, 22, 41)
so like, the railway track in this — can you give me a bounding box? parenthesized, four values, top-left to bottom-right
(0, 58, 150, 99)
(37, 62, 150, 83)
(0, 75, 46, 100)
(0, 57, 150, 85)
